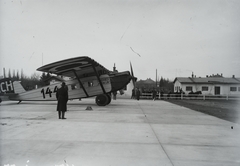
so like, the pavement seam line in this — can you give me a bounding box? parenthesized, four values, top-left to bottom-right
(137, 102, 175, 166)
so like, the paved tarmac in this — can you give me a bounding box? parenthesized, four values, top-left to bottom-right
(0, 98, 240, 166)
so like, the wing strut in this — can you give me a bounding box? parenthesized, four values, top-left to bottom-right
(92, 65, 106, 94)
(72, 70, 89, 97)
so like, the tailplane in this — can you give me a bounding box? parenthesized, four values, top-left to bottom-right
(13, 81, 26, 94)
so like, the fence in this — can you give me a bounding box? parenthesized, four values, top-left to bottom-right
(140, 92, 240, 100)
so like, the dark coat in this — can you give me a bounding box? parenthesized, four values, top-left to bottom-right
(56, 86, 68, 112)
(136, 89, 141, 100)
(152, 90, 157, 97)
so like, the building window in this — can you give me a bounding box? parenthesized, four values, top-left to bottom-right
(186, 86, 192, 91)
(230, 87, 237, 92)
(202, 86, 208, 91)
(175, 86, 180, 91)
(238, 87, 240, 92)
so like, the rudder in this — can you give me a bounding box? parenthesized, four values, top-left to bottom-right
(13, 81, 26, 94)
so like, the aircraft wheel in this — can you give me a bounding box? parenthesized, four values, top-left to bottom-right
(106, 94, 112, 105)
(95, 94, 109, 106)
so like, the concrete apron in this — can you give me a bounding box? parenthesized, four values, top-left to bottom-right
(0, 99, 239, 166)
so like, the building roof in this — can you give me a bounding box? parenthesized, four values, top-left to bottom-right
(137, 78, 155, 84)
(44, 76, 65, 83)
(174, 77, 240, 84)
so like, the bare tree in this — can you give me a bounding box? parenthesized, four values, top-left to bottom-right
(16, 70, 20, 80)
(8, 69, 11, 78)
(3, 68, 6, 78)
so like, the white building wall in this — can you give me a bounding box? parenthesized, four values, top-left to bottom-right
(174, 80, 182, 92)
(210, 84, 240, 95)
(199, 84, 212, 95)
(174, 81, 240, 95)
(221, 84, 229, 95)
(228, 84, 240, 95)
(208, 85, 215, 95)
(174, 79, 240, 96)
(174, 83, 196, 93)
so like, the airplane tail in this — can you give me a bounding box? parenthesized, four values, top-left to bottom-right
(0, 78, 15, 94)
(0, 78, 25, 94)
(13, 81, 26, 94)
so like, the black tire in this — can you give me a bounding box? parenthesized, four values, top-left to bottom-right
(106, 94, 112, 105)
(95, 94, 109, 106)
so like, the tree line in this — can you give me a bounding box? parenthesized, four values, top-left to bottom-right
(2, 68, 174, 92)
(136, 77, 174, 93)
(2, 68, 51, 90)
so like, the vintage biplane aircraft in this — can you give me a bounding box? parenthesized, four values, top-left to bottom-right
(0, 56, 135, 106)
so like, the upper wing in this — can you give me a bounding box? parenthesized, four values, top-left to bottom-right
(37, 56, 111, 78)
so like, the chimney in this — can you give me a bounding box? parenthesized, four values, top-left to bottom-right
(113, 63, 116, 72)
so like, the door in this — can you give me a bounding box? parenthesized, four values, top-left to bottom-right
(215, 86, 220, 95)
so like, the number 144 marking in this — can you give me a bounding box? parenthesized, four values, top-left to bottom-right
(41, 86, 58, 99)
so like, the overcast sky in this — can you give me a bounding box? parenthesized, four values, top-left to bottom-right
(1, 0, 240, 81)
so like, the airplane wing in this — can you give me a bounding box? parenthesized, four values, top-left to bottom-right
(37, 56, 111, 78)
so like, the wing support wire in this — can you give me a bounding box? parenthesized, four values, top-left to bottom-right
(72, 70, 89, 97)
(91, 63, 106, 94)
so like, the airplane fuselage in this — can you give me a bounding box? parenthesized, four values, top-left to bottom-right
(9, 71, 131, 102)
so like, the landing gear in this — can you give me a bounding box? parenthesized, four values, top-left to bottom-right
(95, 94, 111, 106)
(106, 94, 112, 105)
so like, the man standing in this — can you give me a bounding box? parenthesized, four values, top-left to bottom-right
(152, 89, 157, 101)
(136, 88, 141, 101)
(131, 89, 135, 99)
(56, 82, 68, 119)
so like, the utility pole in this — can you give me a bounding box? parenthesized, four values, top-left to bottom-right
(156, 69, 157, 88)
(3, 68, 6, 78)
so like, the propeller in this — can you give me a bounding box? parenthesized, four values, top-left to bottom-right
(130, 62, 137, 89)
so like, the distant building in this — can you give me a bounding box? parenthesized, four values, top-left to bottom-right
(137, 78, 155, 86)
(173, 75, 240, 96)
(136, 78, 156, 91)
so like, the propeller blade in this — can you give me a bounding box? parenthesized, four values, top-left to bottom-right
(130, 62, 137, 88)
(130, 62, 134, 77)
